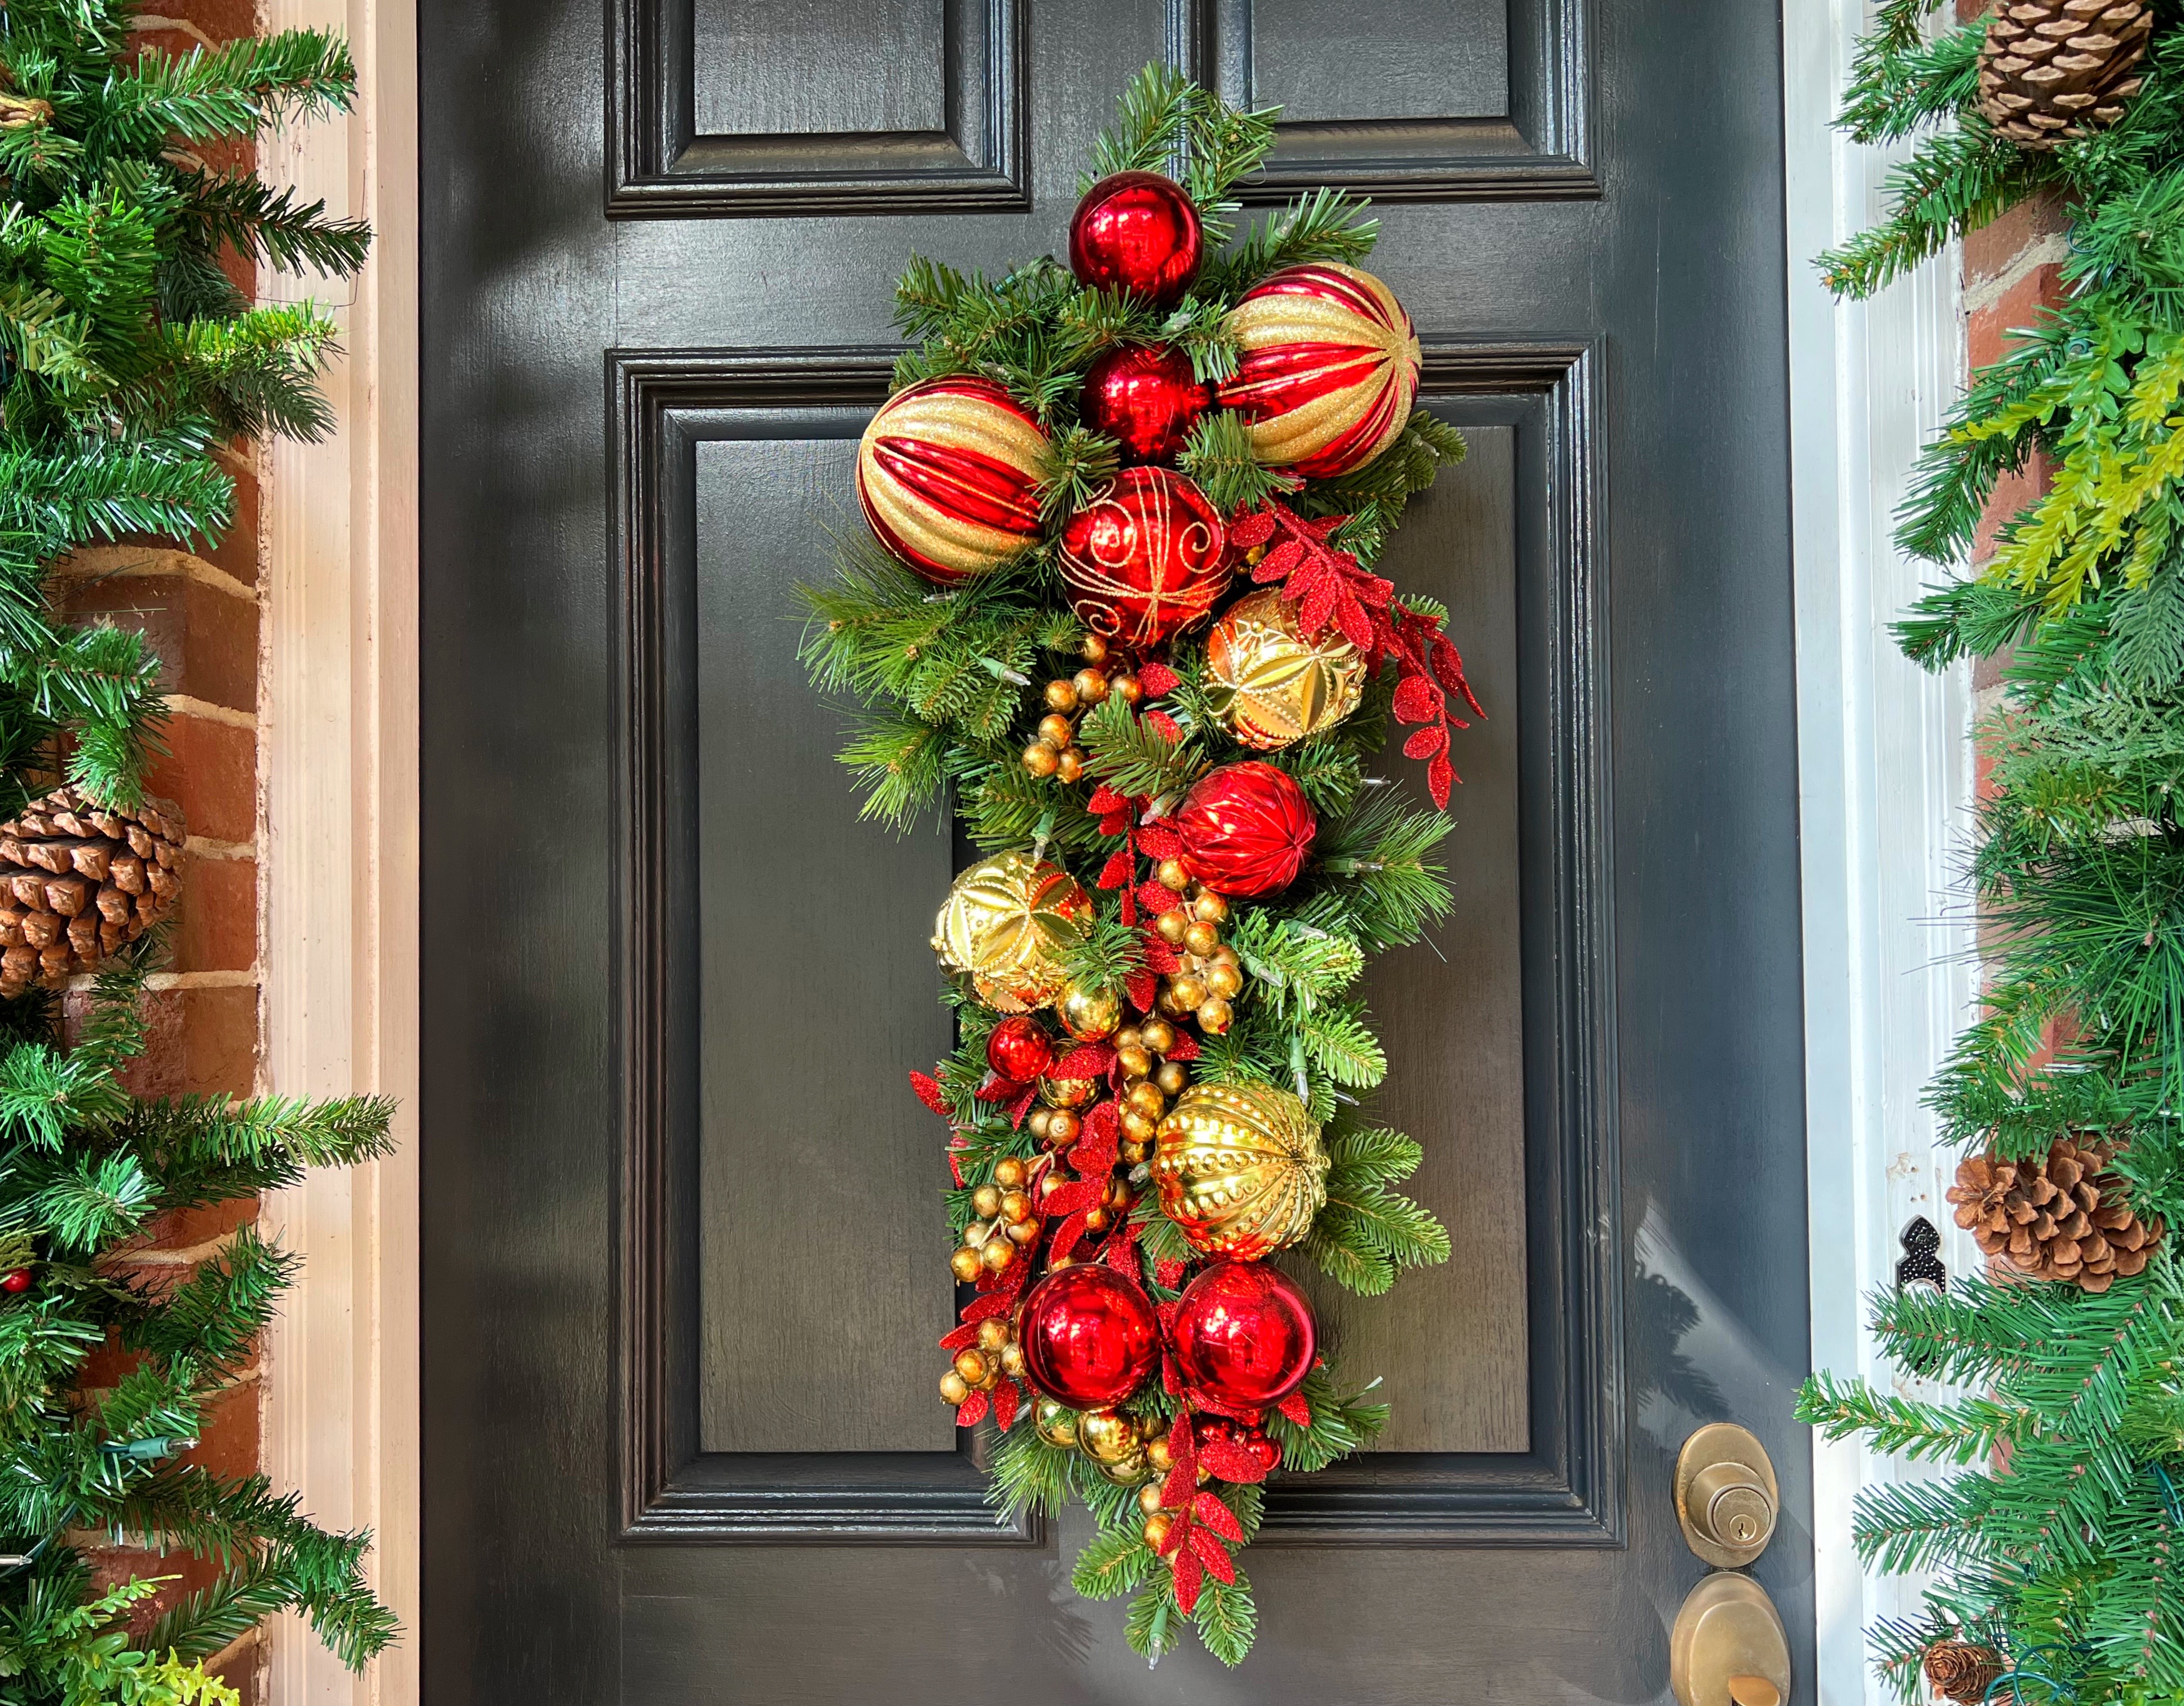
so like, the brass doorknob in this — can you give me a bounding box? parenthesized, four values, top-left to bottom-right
(1675, 1423, 1778, 1567)
(1670, 1571, 1791, 1706)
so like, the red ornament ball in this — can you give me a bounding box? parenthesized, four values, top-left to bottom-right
(1069, 172, 1203, 307)
(1058, 468, 1231, 650)
(1170, 1260, 1317, 1411)
(1081, 345, 1207, 465)
(1019, 1263, 1161, 1409)
(0, 1268, 30, 1295)
(1193, 1414, 1282, 1475)
(1174, 760, 1317, 897)
(857, 376, 1056, 586)
(984, 1014, 1054, 1084)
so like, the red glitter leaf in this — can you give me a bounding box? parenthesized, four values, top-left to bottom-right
(1138, 660, 1180, 697)
(1042, 1180, 1103, 1218)
(1052, 1043, 1115, 1080)
(1253, 538, 1303, 582)
(955, 1390, 989, 1428)
(1097, 810, 1133, 838)
(1192, 1491, 1244, 1541)
(1103, 1235, 1138, 1274)
(1084, 1101, 1119, 1145)
(992, 1380, 1020, 1432)
(1137, 879, 1175, 915)
(1170, 1548, 1205, 1613)
(1126, 969, 1158, 1012)
(962, 1290, 1015, 1323)
(1120, 888, 1137, 926)
(1428, 753, 1454, 809)
(1432, 634, 1485, 716)
(940, 1322, 981, 1351)
(1049, 1210, 1090, 1264)
(1335, 590, 1375, 656)
(975, 1071, 1023, 1102)
(1071, 1129, 1118, 1177)
(1142, 709, 1183, 743)
(948, 1135, 968, 1187)
(1134, 823, 1184, 861)
(1298, 577, 1336, 639)
(1141, 936, 1180, 975)
(1097, 849, 1135, 890)
(1155, 1257, 1187, 1288)
(1402, 724, 1447, 760)
(1275, 1390, 1312, 1428)
(1228, 509, 1278, 550)
(1197, 1437, 1271, 1484)
(1163, 1030, 1199, 1062)
(909, 1071, 949, 1118)
(1007, 1084, 1037, 1128)
(1392, 672, 1440, 725)
(1188, 1526, 1236, 1583)
(1086, 784, 1128, 815)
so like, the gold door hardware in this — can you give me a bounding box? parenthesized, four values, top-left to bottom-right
(1670, 1571, 1792, 1706)
(1674, 1422, 1779, 1567)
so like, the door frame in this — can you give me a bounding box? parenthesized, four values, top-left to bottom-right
(254, 3, 1960, 1700)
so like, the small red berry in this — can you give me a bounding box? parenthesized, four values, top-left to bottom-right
(2, 1269, 34, 1294)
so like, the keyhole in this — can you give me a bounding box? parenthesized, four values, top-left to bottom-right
(1895, 1215, 1947, 1291)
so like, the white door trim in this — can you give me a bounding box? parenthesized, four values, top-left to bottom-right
(1782, 4, 1980, 1703)
(257, 0, 419, 1700)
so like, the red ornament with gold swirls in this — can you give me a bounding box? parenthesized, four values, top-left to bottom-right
(1019, 1263, 1163, 1409)
(1068, 172, 1203, 307)
(1169, 1259, 1318, 1411)
(1173, 760, 1317, 897)
(1056, 467, 1231, 650)
(1216, 263, 1421, 478)
(1080, 344, 1208, 465)
(857, 376, 1056, 585)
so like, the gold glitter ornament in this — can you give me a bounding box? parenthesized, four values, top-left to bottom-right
(1205, 587, 1367, 751)
(1152, 1081, 1328, 1259)
(931, 851, 1094, 1012)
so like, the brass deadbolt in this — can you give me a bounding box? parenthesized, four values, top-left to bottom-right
(1675, 1423, 1778, 1567)
(1670, 1571, 1792, 1706)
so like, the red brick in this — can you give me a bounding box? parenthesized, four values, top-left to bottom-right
(174, 855, 257, 974)
(63, 571, 259, 715)
(1969, 263, 2066, 372)
(1964, 194, 2071, 288)
(204, 459, 259, 588)
(147, 714, 256, 846)
(102, 984, 259, 1100)
(1971, 445, 2056, 567)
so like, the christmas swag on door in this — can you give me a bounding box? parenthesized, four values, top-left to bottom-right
(802, 71, 1477, 1665)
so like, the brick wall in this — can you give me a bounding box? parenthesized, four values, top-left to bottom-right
(56, 6, 268, 1697)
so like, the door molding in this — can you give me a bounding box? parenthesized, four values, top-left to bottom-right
(610, 339, 1623, 1547)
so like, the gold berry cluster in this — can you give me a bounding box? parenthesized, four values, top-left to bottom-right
(1027, 1073, 1137, 1234)
(1150, 877, 1244, 1034)
(1035, 1396, 1181, 1490)
(948, 1153, 1038, 1283)
(1022, 633, 1144, 782)
(937, 1312, 1024, 1407)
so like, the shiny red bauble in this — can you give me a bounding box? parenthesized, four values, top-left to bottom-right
(1174, 761, 1317, 897)
(984, 1014, 1055, 1084)
(0, 1268, 30, 1295)
(1194, 1414, 1282, 1474)
(1019, 1263, 1162, 1409)
(1069, 172, 1203, 308)
(1169, 1260, 1317, 1410)
(1081, 345, 1208, 465)
(1057, 468, 1231, 650)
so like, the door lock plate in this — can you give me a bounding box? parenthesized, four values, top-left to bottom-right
(1675, 1423, 1779, 1567)
(1670, 1570, 1792, 1706)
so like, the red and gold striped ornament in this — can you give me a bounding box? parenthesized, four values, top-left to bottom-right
(1217, 263, 1420, 478)
(1056, 467, 1231, 650)
(857, 376, 1056, 585)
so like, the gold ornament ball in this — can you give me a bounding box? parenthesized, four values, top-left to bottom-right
(971, 1184, 1003, 1219)
(1168, 973, 1208, 1011)
(1027, 1107, 1053, 1141)
(1157, 858, 1191, 892)
(1116, 1044, 1155, 1080)
(999, 1342, 1027, 1378)
(976, 1317, 1011, 1352)
(1205, 960, 1245, 1001)
(1139, 1017, 1177, 1054)
(1043, 1107, 1082, 1145)
(1080, 632, 1110, 666)
(1114, 1025, 1143, 1052)
(1138, 1483, 1165, 1515)
(1059, 980, 1124, 1041)
(1205, 586, 1367, 750)
(1022, 741, 1060, 779)
(1084, 1205, 1110, 1233)
(949, 1246, 983, 1282)
(994, 1155, 1027, 1189)
(1120, 1107, 1157, 1145)
(1099, 1450, 1154, 1487)
(1125, 1080, 1165, 1119)
(1037, 713, 1075, 748)
(1072, 669, 1110, 706)
(932, 851, 1093, 1013)
(1034, 1397, 1080, 1450)
(1045, 678, 1079, 713)
(1156, 1061, 1189, 1097)
(1111, 673, 1143, 706)
(1155, 907, 1191, 946)
(1183, 920, 1221, 957)
(1000, 1189, 1033, 1224)
(1056, 749, 1086, 784)
(1192, 891, 1230, 925)
(1004, 1219, 1040, 1246)
(954, 1348, 990, 1385)
(1146, 1436, 1175, 1472)
(1076, 1407, 1141, 1465)
(980, 1238, 1015, 1274)
(940, 1371, 971, 1405)
(1038, 1076, 1097, 1109)
(1144, 1511, 1174, 1549)
(1122, 1137, 1153, 1165)
(1196, 997, 1232, 1034)
(1153, 1080, 1330, 1260)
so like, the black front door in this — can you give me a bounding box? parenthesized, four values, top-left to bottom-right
(420, 2, 1813, 1699)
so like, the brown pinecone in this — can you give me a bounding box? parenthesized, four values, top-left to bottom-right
(0, 786, 183, 998)
(1947, 1137, 2163, 1292)
(1925, 1640, 2006, 1705)
(1978, 0, 2151, 147)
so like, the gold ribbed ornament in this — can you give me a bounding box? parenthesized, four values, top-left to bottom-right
(1152, 1081, 1328, 1259)
(1205, 587, 1367, 751)
(931, 851, 1093, 1012)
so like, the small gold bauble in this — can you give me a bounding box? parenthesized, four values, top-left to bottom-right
(1116, 1044, 1155, 1080)
(1000, 1189, 1033, 1224)
(1139, 1018, 1176, 1055)
(1156, 858, 1191, 892)
(1146, 1436, 1174, 1472)
(1056, 749, 1086, 784)
(1120, 1107, 1157, 1144)
(1144, 1511, 1174, 1549)
(1205, 586, 1367, 750)
(1168, 974, 1208, 1011)
(1077, 1407, 1141, 1464)
(980, 1239, 1015, 1274)
(1045, 678, 1079, 713)
(1083, 1204, 1110, 1232)
(954, 1348, 990, 1384)
(1043, 1107, 1082, 1147)
(1080, 632, 1110, 666)
(976, 1317, 1011, 1352)
(1072, 668, 1110, 706)
(1037, 713, 1075, 748)
(1004, 1220, 1040, 1245)
(1113, 1026, 1143, 1052)
(1154, 908, 1191, 946)
(1022, 741, 1060, 778)
(1196, 997, 1232, 1035)
(1038, 1076, 1097, 1110)
(1183, 920, 1221, 957)
(940, 1371, 971, 1405)
(999, 1342, 1027, 1378)
(1204, 961, 1244, 1001)
(1153, 1080, 1329, 1260)
(993, 1155, 1027, 1189)
(1027, 1107, 1053, 1141)
(1058, 981, 1124, 1041)
(932, 851, 1094, 1013)
(949, 1246, 982, 1282)
(970, 1184, 1003, 1219)
(1192, 891, 1229, 925)
(1126, 1081, 1165, 1119)
(1138, 1482, 1165, 1515)
(1156, 1062, 1188, 1097)
(1111, 673, 1143, 706)
(1121, 1137, 1153, 1164)
(1099, 1450, 1154, 1487)
(1034, 1397, 1080, 1449)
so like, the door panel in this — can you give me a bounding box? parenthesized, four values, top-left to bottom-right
(422, 0, 1812, 1698)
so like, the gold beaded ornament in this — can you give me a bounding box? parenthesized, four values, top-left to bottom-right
(1205, 586, 1367, 751)
(931, 850, 1094, 1013)
(1152, 1081, 1329, 1260)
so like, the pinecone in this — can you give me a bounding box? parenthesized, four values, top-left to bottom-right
(1978, 0, 2151, 148)
(1947, 1137, 2163, 1292)
(1925, 1640, 2006, 1705)
(0, 786, 183, 998)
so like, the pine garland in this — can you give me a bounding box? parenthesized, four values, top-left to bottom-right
(1798, 10, 2184, 1703)
(0, 3, 389, 1695)
(803, 69, 1469, 1665)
